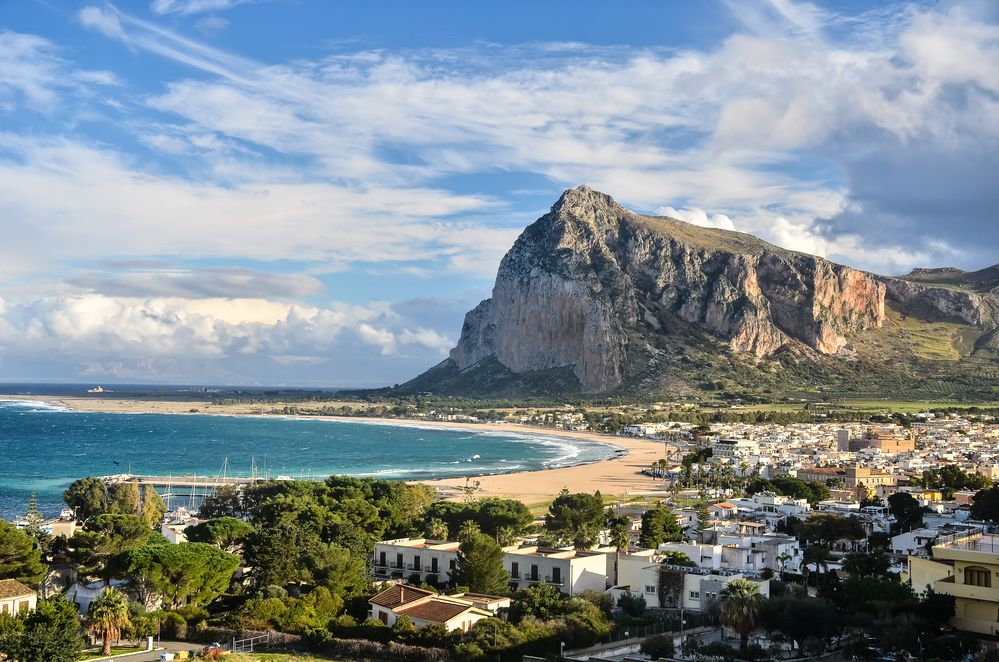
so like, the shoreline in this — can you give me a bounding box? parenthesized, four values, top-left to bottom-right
(0, 395, 672, 503)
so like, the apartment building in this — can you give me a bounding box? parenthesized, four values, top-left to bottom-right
(909, 532, 999, 635)
(373, 538, 460, 587)
(615, 555, 770, 611)
(503, 546, 608, 595)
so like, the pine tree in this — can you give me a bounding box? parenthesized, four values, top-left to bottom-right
(451, 531, 509, 594)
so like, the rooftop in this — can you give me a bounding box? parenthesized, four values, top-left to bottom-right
(0, 579, 34, 600)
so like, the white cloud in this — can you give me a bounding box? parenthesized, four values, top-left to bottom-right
(151, 0, 256, 16)
(0, 294, 454, 370)
(658, 207, 736, 231)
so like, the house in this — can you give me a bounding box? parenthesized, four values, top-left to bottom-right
(161, 508, 199, 544)
(503, 546, 608, 595)
(372, 538, 460, 587)
(0, 579, 36, 615)
(614, 555, 770, 611)
(910, 532, 999, 635)
(368, 585, 496, 632)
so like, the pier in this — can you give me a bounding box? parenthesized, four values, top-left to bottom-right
(98, 469, 323, 510)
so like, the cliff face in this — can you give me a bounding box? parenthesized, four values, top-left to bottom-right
(448, 186, 887, 392)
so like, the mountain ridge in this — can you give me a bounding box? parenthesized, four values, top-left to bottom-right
(401, 186, 999, 400)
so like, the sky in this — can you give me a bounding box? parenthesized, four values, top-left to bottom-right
(0, 0, 996, 386)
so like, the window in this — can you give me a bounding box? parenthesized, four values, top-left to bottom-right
(689, 591, 700, 600)
(552, 567, 562, 584)
(414, 555, 421, 571)
(645, 585, 657, 594)
(449, 559, 456, 570)
(965, 566, 992, 587)
(530, 564, 539, 580)
(431, 558, 439, 573)
(511, 562, 519, 578)
(396, 553, 403, 569)
(378, 551, 386, 567)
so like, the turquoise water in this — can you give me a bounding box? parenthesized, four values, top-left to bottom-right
(0, 399, 618, 519)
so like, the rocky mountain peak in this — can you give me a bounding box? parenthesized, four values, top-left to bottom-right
(440, 186, 891, 393)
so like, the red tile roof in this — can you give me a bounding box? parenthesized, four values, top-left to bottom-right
(369, 584, 435, 609)
(0, 579, 34, 600)
(397, 598, 472, 623)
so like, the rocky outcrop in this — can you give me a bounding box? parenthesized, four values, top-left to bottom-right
(448, 186, 887, 392)
(883, 278, 999, 328)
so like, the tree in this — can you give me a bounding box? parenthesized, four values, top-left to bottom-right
(0, 596, 84, 662)
(888, 492, 924, 533)
(607, 514, 631, 585)
(639, 508, 683, 548)
(0, 520, 45, 585)
(107, 482, 140, 516)
(801, 545, 831, 585)
(63, 476, 108, 524)
(71, 514, 151, 578)
(544, 490, 604, 549)
(476, 499, 533, 542)
(108, 543, 238, 609)
(660, 550, 696, 567)
(140, 486, 166, 528)
(184, 517, 254, 552)
(451, 530, 509, 595)
(244, 522, 317, 587)
(842, 550, 890, 577)
(618, 592, 646, 617)
(509, 583, 564, 622)
(87, 588, 131, 656)
(640, 633, 675, 659)
(971, 486, 999, 522)
(305, 543, 369, 597)
(23, 493, 48, 547)
(761, 596, 838, 651)
(719, 578, 764, 651)
(199, 485, 245, 519)
(692, 502, 712, 543)
(424, 518, 449, 541)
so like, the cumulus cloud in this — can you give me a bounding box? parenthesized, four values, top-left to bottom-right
(0, 294, 455, 383)
(2, 0, 996, 382)
(658, 207, 737, 232)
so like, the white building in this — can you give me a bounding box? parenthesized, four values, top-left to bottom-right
(0, 579, 36, 615)
(368, 585, 497, 632)
(712, 438, 760, 460)
(373, 538, 460, 587)
(615, 554, 770, 611)
(504, 546, 608, 595)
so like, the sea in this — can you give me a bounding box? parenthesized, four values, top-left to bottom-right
(0, 393, 618, 520)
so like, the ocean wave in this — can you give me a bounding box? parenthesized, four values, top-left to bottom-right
(0, 399, 73, 413)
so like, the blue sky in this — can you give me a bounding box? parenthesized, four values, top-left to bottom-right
(0, 0, 996, 386)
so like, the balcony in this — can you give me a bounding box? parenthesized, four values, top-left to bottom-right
(508, 571, 520, 579)
(545, 576, 564, 585)
(934, 576, 999, 603)
(525, 575, 541, 583)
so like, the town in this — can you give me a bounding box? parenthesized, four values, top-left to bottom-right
(4, 413, 999, 661)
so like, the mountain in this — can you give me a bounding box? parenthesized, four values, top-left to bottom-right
(401, 186, 999, 401)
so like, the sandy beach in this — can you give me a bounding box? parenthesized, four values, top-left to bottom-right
(0, 395, 672, 503)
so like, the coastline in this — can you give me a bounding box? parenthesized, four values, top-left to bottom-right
(0, 395, 671, 503)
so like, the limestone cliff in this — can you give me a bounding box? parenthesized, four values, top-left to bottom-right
(446, 186, 887, 392)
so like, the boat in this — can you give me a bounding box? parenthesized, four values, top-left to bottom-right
(86, 386, 112, 393)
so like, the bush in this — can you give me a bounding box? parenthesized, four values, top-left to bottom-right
(640, 634, 675, 659)
(161, 611, 187, 639)
(617, 592, 647, 617)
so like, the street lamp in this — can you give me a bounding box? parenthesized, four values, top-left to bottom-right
(559, 640, 566, 659)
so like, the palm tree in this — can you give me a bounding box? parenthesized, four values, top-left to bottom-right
(87, 588, 131, 656)
(801, 545, 831, 586)
(608, 515, 631, 585)
(718, 578, 764, 651)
